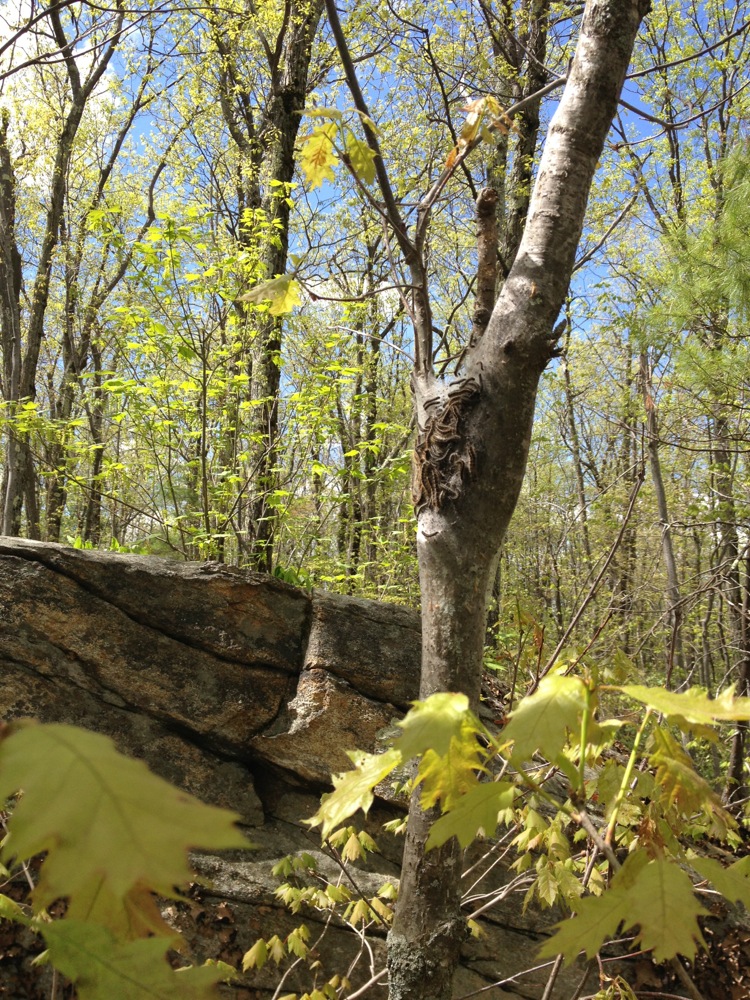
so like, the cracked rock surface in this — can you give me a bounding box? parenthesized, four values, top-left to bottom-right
(0, 538, 672, 999)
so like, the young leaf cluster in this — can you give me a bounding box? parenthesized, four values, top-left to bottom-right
(307, 677, 750, 968)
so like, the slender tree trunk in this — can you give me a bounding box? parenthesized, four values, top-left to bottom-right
(215, 0, 324, 572)
(322, 1, 649, 994)
(388, 4, 651, 997)
(563, 338, 593, 569)
(712, 410, 750, 801)
(0, 110, 25, 536)
(0, 4, 124, 535)
(639, 350, 686, 683)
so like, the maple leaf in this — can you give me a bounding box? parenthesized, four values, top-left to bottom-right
(620, 684, 750, 723)
(395, 692, 482, 759)
(541, 855, 707, 965)
(239, 275, 302, 315)
(299, 122, 339, 189)
(417, 733, 485, 813)
(0, 722, 248, 937)
(344, 133, 377, 185)
(426, 780, 515, 850)
(691, 855, 750, 908)
(629, 858, 707, 961)
(242, 938, 268, 971)
(538, 881, 627, 962)
(649, 727, 729, 822)
(42, 919, 225, 999)
(502, 674, 587, 764)
(305, 748, 401, 841)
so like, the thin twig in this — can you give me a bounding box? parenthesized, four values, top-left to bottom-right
(539, 465, 645, 684)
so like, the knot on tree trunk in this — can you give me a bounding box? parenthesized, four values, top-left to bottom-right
(411, 376, 481, 513)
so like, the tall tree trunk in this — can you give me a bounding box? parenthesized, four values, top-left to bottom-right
(639, 349, 686, 683)
(214, 0, 324, 572)
(711, 408, 750, 801)
(386, 4, 651, 997)
(0, 110, 26, 536)
(0, 3, 124, 535)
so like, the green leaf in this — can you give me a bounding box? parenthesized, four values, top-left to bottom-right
(629, 858, 707, 961)
(619, 684, 750, 723)
(344, 133, 376, 185)
(502, 675, 587, 763)
(0, 892, 30, 925)
(242, 939, 268, 971)
(541, 856, 707, 965)
(0, 722, 248, 936)
(266, 934, 286, 963)
(42, 920, 224, 999)
(304, 108, 344, 121)
(305, 748, 401, 840)
(426, 781, 513, 849)
(691, 855, 750, 908)
(239, 275, 302, 316)
(648, 728, 734, 839)
(286, 924, 310, 958)
(395, 692, 477, 759)
(539, 880, 627, 963)
(418, 743, 484, 813)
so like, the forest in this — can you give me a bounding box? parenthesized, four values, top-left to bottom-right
(1, 0, 750, 998)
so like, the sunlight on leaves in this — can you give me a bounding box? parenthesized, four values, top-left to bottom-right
(619, 684, 750, 724)
(299, 123, 339, 189)
(239, 275, 302, 315)
(541, 854, 707, 965)
(305, 748, 401, 841)
(426, 781, 515, 850)
(502, 674, 587, 764)
(395, 692, 480, 759)
(344, 133, 377, 184)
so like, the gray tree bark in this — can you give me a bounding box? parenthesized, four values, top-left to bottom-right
(388, 2, 653, 996)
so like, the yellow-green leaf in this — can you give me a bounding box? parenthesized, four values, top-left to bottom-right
(242, 938, 268, 971)
(0, 722, 248, 936)
(42, 920, 224, 999)
(344, 133, 376, 185)
(427, 781, 515, 850)
(305, 748, 401, 840)
(539, 881, 626, 963)
(503, 675, 587, 764)
(0, 892, 30, 925)
(299, 123, 339, 189)
(305, 108, 343, 121)
(239, 275, 302, 316)
(620, 684, 750, 723)
(691, 855, 750, 908)
(628, 858, 707, 961)
(417, 743, 481, 812)
(396, 692, 479, 759)
(541, 856, 707, 966)
(286, 924, 310, 959)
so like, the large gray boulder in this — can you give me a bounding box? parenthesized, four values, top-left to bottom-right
(0, 538, 655, 999)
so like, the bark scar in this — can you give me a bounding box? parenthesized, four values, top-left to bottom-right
(412, 376, 481, 513)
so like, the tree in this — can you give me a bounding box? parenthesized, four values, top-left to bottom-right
(209, 0, 325, 571)
(307, 1, 652, 996)
(0, 0, 176, 541)
(0, 0, 126, 536)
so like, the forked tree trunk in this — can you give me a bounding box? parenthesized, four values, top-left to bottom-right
(387, 3, 651, 997)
